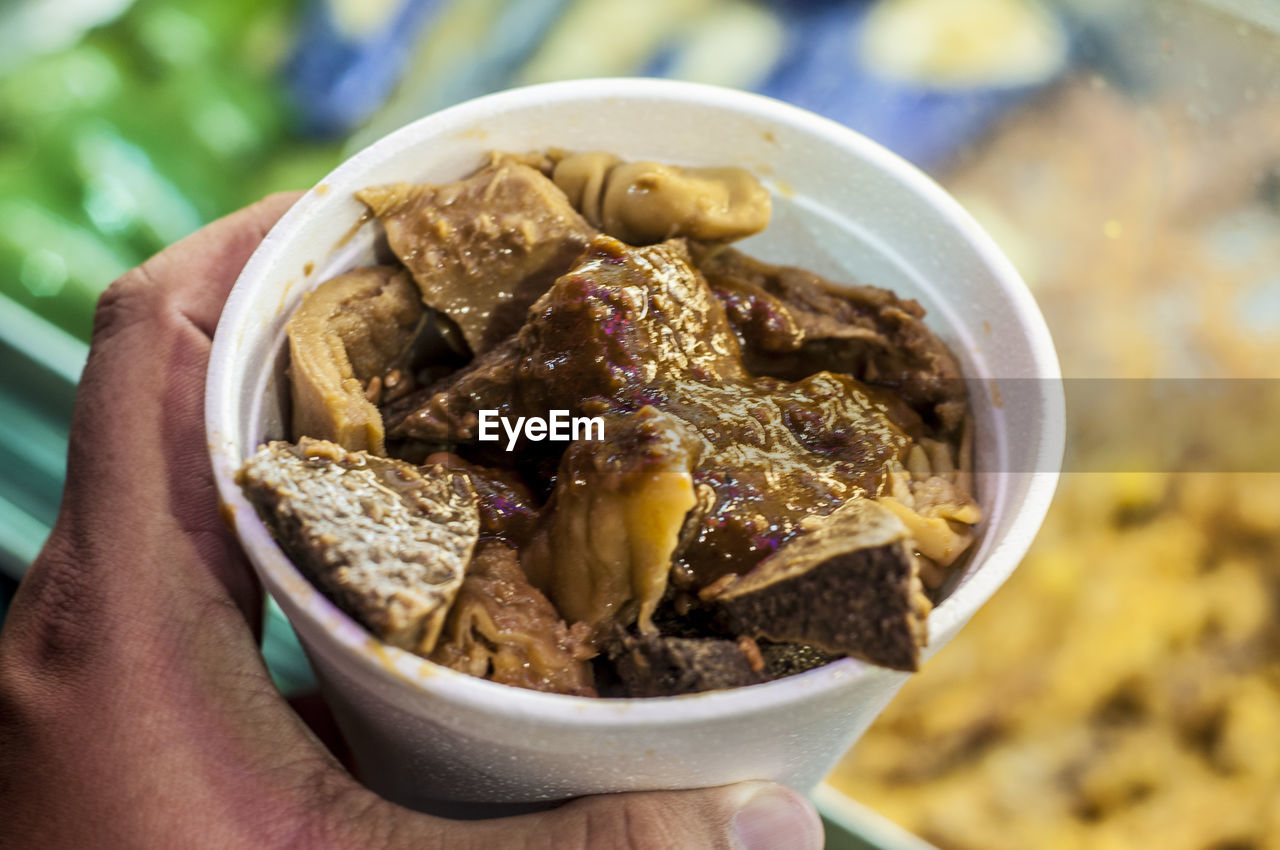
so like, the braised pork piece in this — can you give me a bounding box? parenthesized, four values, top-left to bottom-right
(238, 150, 980, 697)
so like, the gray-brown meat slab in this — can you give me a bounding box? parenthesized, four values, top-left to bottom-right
(357, 155, 595, 354)
(758, 642, 840, 678)
(237, 438, 479, 656)
(694, 244, 967, 435)
(606, 632, 767, 697)
(712, 499, 931, 672)
(383, 336, 521, 443)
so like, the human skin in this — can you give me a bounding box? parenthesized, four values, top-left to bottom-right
(0, 194, 823, 850)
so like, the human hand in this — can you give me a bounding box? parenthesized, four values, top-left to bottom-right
(0, 195, 824, 850)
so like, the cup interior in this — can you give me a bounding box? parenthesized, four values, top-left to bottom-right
(207, 79, 1063, 724)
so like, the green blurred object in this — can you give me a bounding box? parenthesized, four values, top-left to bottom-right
(0, 0, 343, 342)
(0, 0, 134, 76)
(0, 0, 348, 686)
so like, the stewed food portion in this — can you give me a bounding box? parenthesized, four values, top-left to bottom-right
(237, 150, 980, 697)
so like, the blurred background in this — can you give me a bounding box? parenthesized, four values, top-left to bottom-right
(2, 0, 1278, 847)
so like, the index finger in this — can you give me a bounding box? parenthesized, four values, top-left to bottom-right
(101, 191, 304, 342)
(36, 192, 303, 631)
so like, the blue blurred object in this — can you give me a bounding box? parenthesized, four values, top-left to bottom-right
(753, 0, 1069, 168)
(413, 0, 572, 113)
(297, 0, 1069, 168)
(350, 0, 573, 148)
(287, 0, 453, 136)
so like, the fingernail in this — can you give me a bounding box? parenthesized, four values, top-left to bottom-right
(732, 784, 823, 850)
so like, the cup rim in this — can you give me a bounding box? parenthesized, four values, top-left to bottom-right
(207, 77, 1064, 726)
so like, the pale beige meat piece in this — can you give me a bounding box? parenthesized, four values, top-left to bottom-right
(431, 542, 596, 696)
(521, 406, 701, 636)
(287, 265, 423, 455)
(357, 155, 595, 354)
(552, 151, 771, 244)
(237, 438, 479, 656)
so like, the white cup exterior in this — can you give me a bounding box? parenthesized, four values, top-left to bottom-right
(206, 78, 1064, 809)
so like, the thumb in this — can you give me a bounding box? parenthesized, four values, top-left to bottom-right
(321, 780, 823, 850)
(519, 782, 825, 850)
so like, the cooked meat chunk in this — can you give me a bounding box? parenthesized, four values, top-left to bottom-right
(515, 236, 749, 404)
(514, 235, 916, 587)
(522, 406, 701, 635)
(606, 632, 767, 697)
(383, 336, 521, 443)
(758, 642, 840, 678)
(552, 152, 771, 244)
(635, 584, 841, 690)
(287, 266, 423, 454)
(705, 269, 805, 354)
(237, 438, 478, 656)
(431, 542, 596, 696)
(711, 499, 931, 671)
(694, 245, 967, 435)
(257, 149, 981, 696)
(425, 452, 541, 547)
(357, 155, 595, 354)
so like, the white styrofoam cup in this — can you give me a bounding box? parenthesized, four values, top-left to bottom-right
(206, 78, 1064, 811)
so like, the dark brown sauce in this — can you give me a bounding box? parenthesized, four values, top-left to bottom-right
(334, 209, 374, 251)
(513, 238, 914, 586)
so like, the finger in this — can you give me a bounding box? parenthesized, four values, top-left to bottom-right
(96, 191, 303, 343)
(52, 192, 302, 619)
(7, 191, 303, 696)
(307, 779, 823, 850)
(1, 193, 358, 844)
(494, 783, 824, 850)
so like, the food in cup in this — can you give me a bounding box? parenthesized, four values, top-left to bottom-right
(238, 439, 476, 655)
(237, 149, 981, 698)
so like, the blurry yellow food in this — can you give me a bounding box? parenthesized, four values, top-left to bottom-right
(834, 472, 1280, 850)
(861, 0, 1066, 88)
(833, 25, 1280, 847)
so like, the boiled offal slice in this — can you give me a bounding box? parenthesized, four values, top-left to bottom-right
(357, 155, 594, 354)
(237, 438, 479, 656)
(286, 265, 423, 455)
